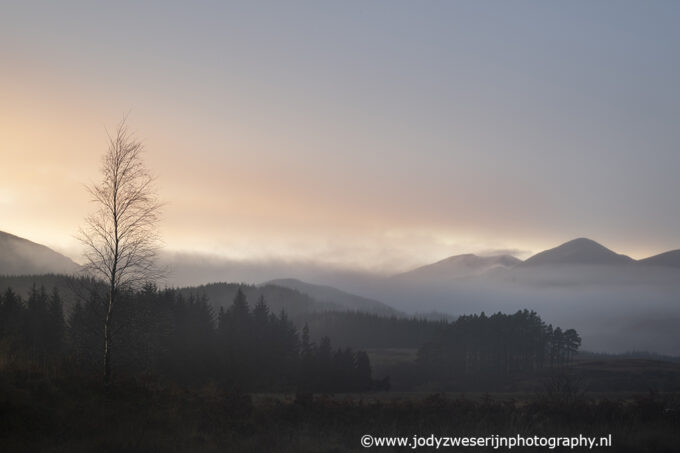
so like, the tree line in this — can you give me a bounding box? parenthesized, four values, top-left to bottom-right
(0, 285, 65, 367)
(1, 280, 582, 392)
(301, 311, 448, 349)
(418, 310, 581, 383)
(0, 284, 376, 393)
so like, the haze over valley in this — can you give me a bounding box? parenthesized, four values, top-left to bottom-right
(3, 230, 679, 355)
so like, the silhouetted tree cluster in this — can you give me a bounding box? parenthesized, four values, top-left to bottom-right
(418, 310, 581, 382)
(298, 323, 374, 393)
(180, 283, 321, 320)
(301, 311, 447, 350)
(0, 285, 65, 366)
(69, 283, 171, 375)
(1, 283, 374, 393)
(216, 290, 299, 390)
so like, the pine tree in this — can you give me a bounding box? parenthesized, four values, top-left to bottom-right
(564, 329, 581, 365)
(301, 323, 313, 358)
(354, 351, 372, 391)
(0, 289, 25, 362)
(25, 284, 49, 358)
(229, 288, 250, 320)
(46, 287, 65, 357)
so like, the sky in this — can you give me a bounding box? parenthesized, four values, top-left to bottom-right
(2, 1, 680, 273)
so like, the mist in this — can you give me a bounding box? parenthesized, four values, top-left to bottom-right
(158, 250, 386, 288)
(160, 248, 680, 355)
(342, 264, 680, 356)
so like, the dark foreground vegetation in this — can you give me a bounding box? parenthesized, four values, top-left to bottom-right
(1, 369, 679, 452)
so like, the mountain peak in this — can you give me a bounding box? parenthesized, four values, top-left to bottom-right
(523, 238, 634, 266)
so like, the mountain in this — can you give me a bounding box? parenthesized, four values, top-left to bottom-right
(0, 231, 79, 275)
(522, 238, 634, 266)
(639, 250, 680, 268)
(394, 254, 521, 282)
(265, 278, 401, 316)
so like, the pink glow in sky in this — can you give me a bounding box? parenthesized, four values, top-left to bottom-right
(2, 1, 680, 271)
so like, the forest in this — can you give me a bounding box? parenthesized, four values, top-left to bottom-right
(0, 284, 375, 393)
(300, 310, 447, 349)
(0, 277, 590, 394)
(418, 310, 582, 379)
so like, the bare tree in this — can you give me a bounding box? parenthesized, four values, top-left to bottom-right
(78, 120, 162, 385)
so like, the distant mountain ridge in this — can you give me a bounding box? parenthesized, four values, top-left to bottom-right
(0, 231, 78, 276)
(390, 238, 680, 286)
(397, 237, 680, 281)
(638, 250, 680, 268)
(395, 254, 521, 282)
(265, 278, 401, 316)
(3, 231, 679, 285)
(522, 238, 635, 267)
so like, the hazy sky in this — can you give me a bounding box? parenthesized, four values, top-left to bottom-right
(2, 1, 680, 272)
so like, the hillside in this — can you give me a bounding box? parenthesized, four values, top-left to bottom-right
(395, 254, 521, 282)
(265, 278, 401, 316)
(0, 231, 79, 275)
(176, 282, 339, 320)
(638, 250, 680, 268)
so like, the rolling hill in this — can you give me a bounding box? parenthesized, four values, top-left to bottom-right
(638, 249, 680, 268)
(265, 278, 401, 316)
(176, 281, 337, 320)
(395, 253, 521, 282)
(0, 231, 79, 275)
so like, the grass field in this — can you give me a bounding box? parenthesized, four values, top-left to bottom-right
(2, 364, 680, 452)
(366, 347, 680, 394)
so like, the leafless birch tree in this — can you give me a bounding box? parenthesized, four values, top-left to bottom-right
(78, 120, 162, 385)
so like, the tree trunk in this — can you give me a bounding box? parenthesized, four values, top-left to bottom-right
(105, 186, 118, 386)
(104, 288, 114, 385)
